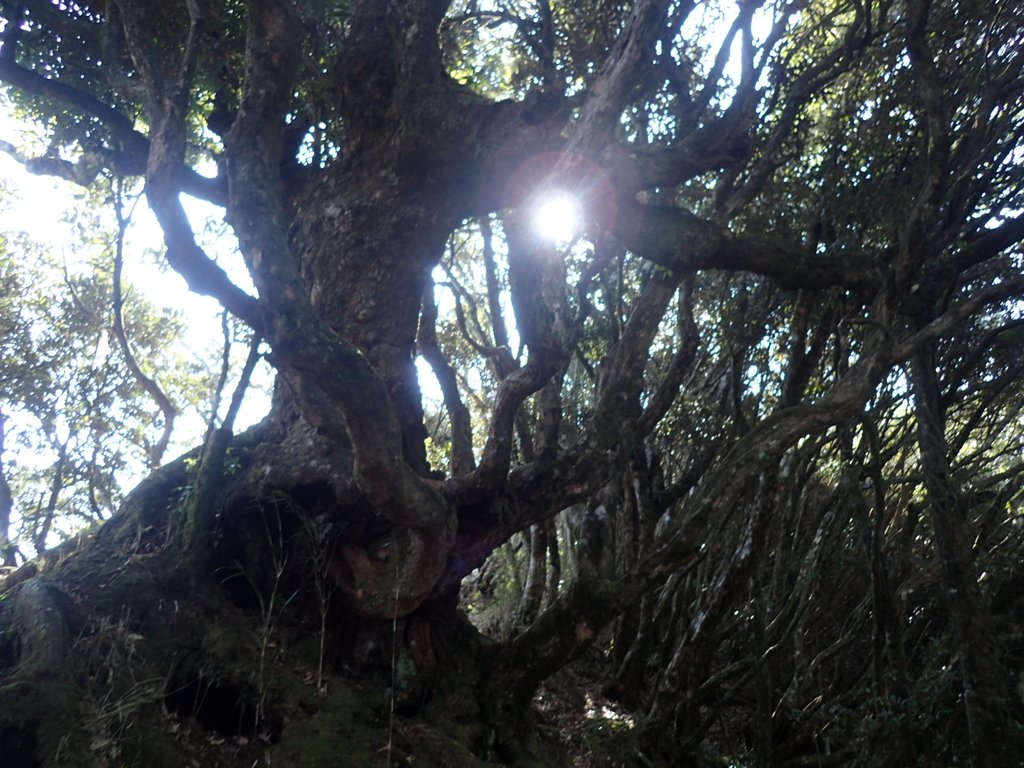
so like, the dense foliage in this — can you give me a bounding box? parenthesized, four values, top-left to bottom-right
(0, 177, 230, 563)
(1, 0, 1022, 766)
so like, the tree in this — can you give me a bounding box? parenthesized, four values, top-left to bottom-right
(1, 0, 1022, 766)
(0, 196, 218, 563)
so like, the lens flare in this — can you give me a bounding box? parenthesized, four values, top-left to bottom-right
(532, 190, 582, 244)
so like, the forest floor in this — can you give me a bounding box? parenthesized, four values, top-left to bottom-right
(2, 549, 646, 768)
(534, 657, 647, 768)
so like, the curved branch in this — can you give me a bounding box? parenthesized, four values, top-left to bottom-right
(111, 182, 177, 469)
(145, 178, 262, 327)
(490, 528, 704, 711)
(507, 306, 896, 549)
(443, 210, 570, 502)
(106, 1, 258, 326)
(451, 268, 682, 545)
(892, 278, 1024, 361)
(602, 115, 752, 192)
(418, 281, 475, 476)
(638, 276, 700, 434)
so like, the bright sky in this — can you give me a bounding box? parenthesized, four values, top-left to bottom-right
(0, 102, 468, 463)
(0, 0, 781, 557)
(0, 115, 273, 453)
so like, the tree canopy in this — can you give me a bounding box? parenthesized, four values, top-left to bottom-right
(1, 0, 1023, 766)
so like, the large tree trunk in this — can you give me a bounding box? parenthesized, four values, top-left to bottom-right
(3, 0, 1024, 765)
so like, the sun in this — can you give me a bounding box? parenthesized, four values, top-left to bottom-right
(532, 190, 582, 244)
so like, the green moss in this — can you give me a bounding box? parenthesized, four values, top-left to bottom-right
(0, 680, 91, 767)
(88, 567, 160, 623)
(271, 681, 387, 767)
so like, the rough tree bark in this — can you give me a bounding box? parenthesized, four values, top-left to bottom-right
(911, 346, 1013, 767)
(1, 0, 1023, 765)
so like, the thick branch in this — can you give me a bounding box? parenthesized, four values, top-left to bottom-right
(569, 0, 669, 154)
(953, 214, 1024, 273)
(614, 200, 883, 291)
(602, 115, 751, 191)
(910, 344, 1010, 762)
(108, 1, 259, 327)
(145, 181, 262, 327)
(491, 528, 703, 711)
(0, 57, 145, 154)
(580, 269, 680, 455)
(492, 576, 645, 709)
(0, 57, 223, 203)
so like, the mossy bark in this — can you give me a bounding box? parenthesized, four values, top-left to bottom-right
(0, 436, 571, 768)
